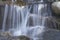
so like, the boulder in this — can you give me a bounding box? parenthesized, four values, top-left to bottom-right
(52, 2, 60, 15)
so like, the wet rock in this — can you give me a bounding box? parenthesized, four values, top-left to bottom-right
(52, 2, 60, 15)
(18, 35, 31, 40)
(43, 28, 60, 40)
(0, 31, 12, 37)
(0, 31, 20, 40)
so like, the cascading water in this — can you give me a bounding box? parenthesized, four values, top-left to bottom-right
(1, 0, 52, 40)
(2, 4, 8, 32)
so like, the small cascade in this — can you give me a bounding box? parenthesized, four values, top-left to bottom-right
(1, 0, 52, 40)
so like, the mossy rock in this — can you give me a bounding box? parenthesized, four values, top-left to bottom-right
(18, 35, 31, 40)
(56, 18, 60, 22)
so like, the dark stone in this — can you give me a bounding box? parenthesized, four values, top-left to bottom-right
(18, 35, 31, 40)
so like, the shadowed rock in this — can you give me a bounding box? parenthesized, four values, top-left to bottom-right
(18, 35, 31, 40)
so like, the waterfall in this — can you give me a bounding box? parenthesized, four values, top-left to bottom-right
(1, 0, 52, 40)
(2, 4, 8, 32)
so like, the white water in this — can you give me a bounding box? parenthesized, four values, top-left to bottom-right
(2, 0, 50, 40)
(2, 4, 8, 32)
